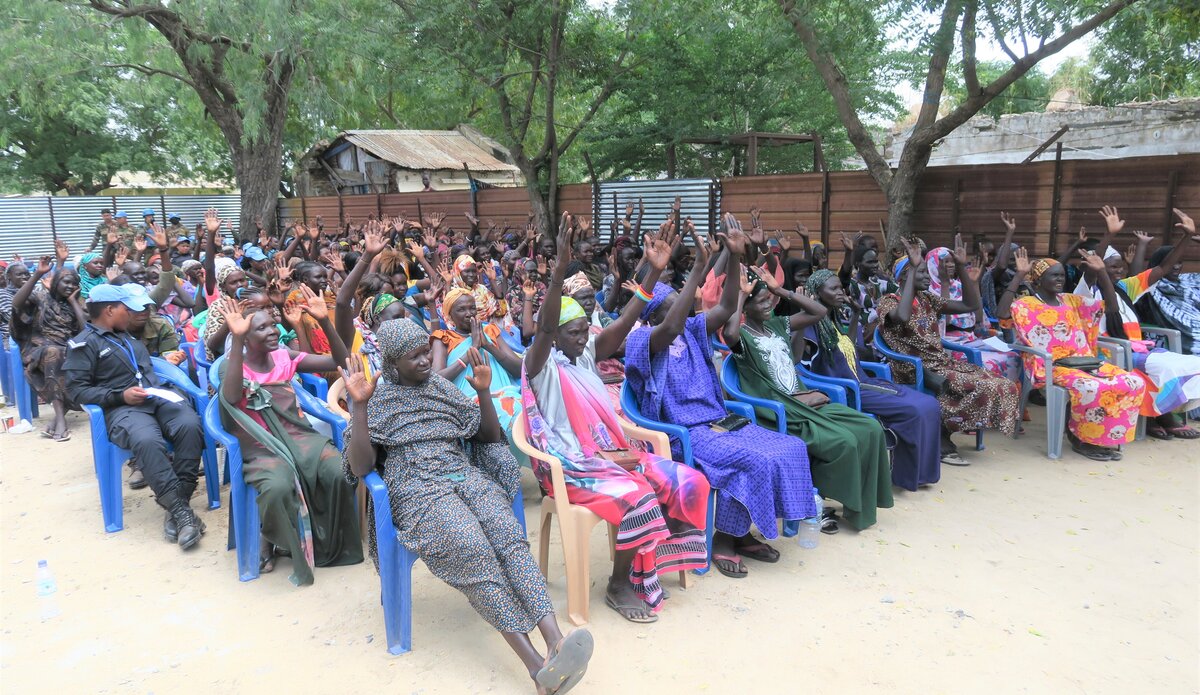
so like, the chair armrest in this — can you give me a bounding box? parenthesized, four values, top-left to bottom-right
(202, 399, 243, 479)
(152, 359, 207, 405)
(363, 471, 398, 539)
(1141, 325, 1182, 353)
(798, 367, 858, 409)
(860, 361, 892, 381)
(941, 339, 984, 367)
(874, 328, 925, 391)
(1005, 343, 1057, 385)
(620, 384, 694, 466)
(294, 381, 347, 449)
(1096, 336, 1131, 370)
(618, 419, 672, 458)
(299, 373, 329, 401)
(510, 417, 575, 506)
(724, 400, 757, 424)
(727, 389, 786, 433)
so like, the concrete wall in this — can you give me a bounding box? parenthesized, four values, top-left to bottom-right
(886, 99, 1200, 167)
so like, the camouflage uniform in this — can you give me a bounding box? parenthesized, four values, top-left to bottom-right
(87, 222, 116, 253)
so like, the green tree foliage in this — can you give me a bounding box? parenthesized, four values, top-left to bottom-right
(1087, 0, 1200, 103)
(583, 0, 907, 179)
(943, 60, 1052, 120)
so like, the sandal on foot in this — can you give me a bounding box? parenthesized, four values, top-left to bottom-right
(712, 553, 747, 579)
(820, 509, 839, 535)
(735, 541, 780, 563)
(536, 629, 595, 695)
(1071, 441, 1113, 461)
(1166, 426, 1200, 440)
(603, 593, 658, 624)
(53, 430, 71, 442)
(941, 452, 969, 466)
(1147, 424, 1173, 440)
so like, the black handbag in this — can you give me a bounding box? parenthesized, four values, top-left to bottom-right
(1057, 356, 1103, 373)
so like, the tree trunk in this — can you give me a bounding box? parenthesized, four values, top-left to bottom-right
(884, 136, 935, 252)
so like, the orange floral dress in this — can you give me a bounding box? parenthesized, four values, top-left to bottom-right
(1011, 294, 1147, 447)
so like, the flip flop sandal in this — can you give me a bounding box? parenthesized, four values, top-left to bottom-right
(941, 452, 969, 466)
(1146, 424, 1174, 440)
(821, 516, 839, 534)
(1071, 442, 1112, 461)
(602, 593, 658, 624)
(711, 553, 748, 579)
(39, 430, 54, 439)
(1108, 449, 1123, 461)
(536, 629, 595, 694)
(1166, 426, 1200, 440)
(735, 542, 780, 563)
(54, 431, 71, 442)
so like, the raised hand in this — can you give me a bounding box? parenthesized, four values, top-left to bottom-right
(298, 284, 328, 320)
(760, 265, 781, 291)
(575, 216, 592, 238)
(1172, 207, 1197, 238)
(794, 222, 809, 240)
(463, 347, 492, 392)
(555, 211, 575, 266)
(902, 237, 922, 265)
(36, 255, 53, 275)
(839, 231, 856, 251)
(738, 265, 754, 295)
(965, 263, 983, 283)
(134, 236, 147, 254)
(950, 232, 969, 267)
(1014, 247, 1031, 276)
(204, 208, 222, 234)
(106, 229, 120, 245)
(54, 239, 70, 263)
(282, 301, 303, 326)
(225, 302, 253, 337)
(1078, 226, 1088, 243)
(1132, 229, 1153, 244)
(114, 247, 129, 266)
(424, 212, 446, 231)
(274, 256, 294, 284)
(1079, 248, 1106, 273)
(620, 279, 640, 295)
(405, 240, 426, 261)
(151, 223, 168, 249)
(1000, 211, 1016, 234)
(463, 212, 479, 229)
(723, 213, 748, 256)
(1099, 205, 1125, 235)
(778, 233, 791, 252)
(338, 356, 380, 403)
(363, 224, 387, 256)
(522, 278, 537, 299)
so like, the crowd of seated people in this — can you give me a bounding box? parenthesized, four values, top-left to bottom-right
(1, 199, 1197, 695)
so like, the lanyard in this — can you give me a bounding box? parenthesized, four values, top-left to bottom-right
(105, 335, 143, 387)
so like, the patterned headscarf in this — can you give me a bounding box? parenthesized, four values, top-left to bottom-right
(1029, 258, 1060, 284)
(441, 287, 474, 323)
(360, 293, 398, 327)
(559, 297, 586, 326)
(77, 253, 106, 298)
(892, 258, 911, 280)
(377, 318, 431, 364)
(804, 268, 845, 359)
(745, 266, 769, 297)
(925, 247, 962, 299)
(804, 268, 837, 297)
(453, 254, 476, 275)
(639, 282, 675, 322)
(563, 271, 592, 297)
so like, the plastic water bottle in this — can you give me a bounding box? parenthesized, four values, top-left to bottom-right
(797, 487, 821, 550)
(36, 560, 60, 621)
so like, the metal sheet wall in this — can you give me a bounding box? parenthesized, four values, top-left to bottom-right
(0, 194, 242, 260)
(594, 178, 718, 241)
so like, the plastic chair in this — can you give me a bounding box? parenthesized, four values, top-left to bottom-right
(180, 341, 203, 389)
(151, 357, 221, 507)
(510, 414, 684, 627)
(0, 340, 12, 405)
(365, 462, 527, 655)
(326, 377, 350, 419)
(206, 365, 348, 581)
(874, 329, 985, 451)
(619, 382, 757, 566)
(191, 344, 212, 392)
(1006, 344, 1070, 459)
(84, 363, 221, 533)
(500, 324, 526, 353)
(5, 342, 39, 423)
(298, 372, 329, 401)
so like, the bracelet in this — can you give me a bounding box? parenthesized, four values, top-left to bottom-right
(633, 285, 653, 302)
(455, 358, 468, 370)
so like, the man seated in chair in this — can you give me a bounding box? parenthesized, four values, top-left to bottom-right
(64, 284, 207, 550)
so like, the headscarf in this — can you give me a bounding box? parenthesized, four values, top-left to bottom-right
(449, 254, 501, 322)
(441, 287, 474, 324)
(745, 266, 769, 298)
(77, 253, 106, 299)
(892, 258, 910, 281)
(1029, 258, 1060, 284)
(559, 297, 586, 326)
(639, 282, 674, 322)
(200, 263, 245, 360)
(453, 254, 476, 277)
(926, 246, 974, 329)
(361, 293, 398, 327)
(1103, 246, 1122, 261)
(563, 271, 592, 297)
(377, 318, 431, 364)
(782, 257, 811, 292)
(805, 269, 845, 360)
(216, 264, 240, 291)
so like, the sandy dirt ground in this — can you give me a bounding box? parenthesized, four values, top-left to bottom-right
(1, 404, 1197, 695)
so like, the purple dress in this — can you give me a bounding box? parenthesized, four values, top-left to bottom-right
(625, 315, 817, 539)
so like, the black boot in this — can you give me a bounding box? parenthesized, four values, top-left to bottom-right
(163, 480, 206, 543)
(168, 499, 202, 550)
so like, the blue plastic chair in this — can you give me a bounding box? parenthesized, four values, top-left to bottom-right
(499, 324, 526, 353)
(151, 357, 221, 508)
(365, 466, 527, 655)
(0, 340, 12, 405)
(5, 342, 39, 423)
(191, 343, 212, 392)
(83, 362, 221, 533)
(793, 360, 892, 411)
(619, 382, 756, 570)
(206, 362, 348, 581)
(874, 329, 985, 451)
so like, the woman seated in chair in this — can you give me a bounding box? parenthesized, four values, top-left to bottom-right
(522, 214, 710, 624)
(623, 214, 818, 581)
(804, 269, 943, 491)
(218, 284, 363, 584)
(925, 246, 1019, 380)
(725, 266, 893, 529)
(1077, 207, 1200, 439)
(878, 237, 1021, 464)
(342, 319, 593, 695)
(1000, 251, 1147, 461)
(564, 271, 627, 407)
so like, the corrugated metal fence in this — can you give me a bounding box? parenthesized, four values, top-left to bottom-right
(0, 194, 241, 260)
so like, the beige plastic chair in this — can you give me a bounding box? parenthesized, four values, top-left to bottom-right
(326, 378, 368, 540)
(511, 415, 689, 626)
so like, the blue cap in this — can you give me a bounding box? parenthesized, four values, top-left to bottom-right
(244, 246, 268, 262)
(141, 208, 156, 217)
(86, 284, 155, 310)
(175, 235, 193, 244)
(168, 213, 181, 221)
(114, 211, 128, 219)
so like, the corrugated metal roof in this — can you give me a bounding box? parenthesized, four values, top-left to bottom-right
(337, 130, 521, 173)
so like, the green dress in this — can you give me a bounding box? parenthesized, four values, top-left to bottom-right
(732, 316, 894, 530)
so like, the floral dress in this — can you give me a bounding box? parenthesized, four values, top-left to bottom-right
(1010, 294, 1147, 447)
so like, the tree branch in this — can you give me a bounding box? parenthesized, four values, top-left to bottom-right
(981, 0, 1020, 62)
(961, 0, 980, 98)
(100, 62, 196, 89)
(778, 0, 893, 192)
(913, 0, 963, 134)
